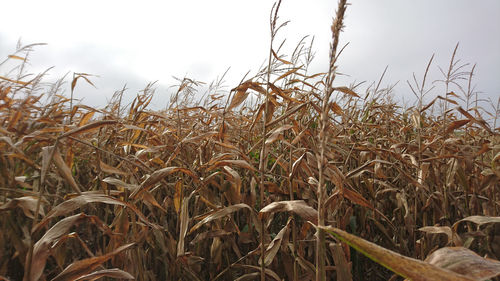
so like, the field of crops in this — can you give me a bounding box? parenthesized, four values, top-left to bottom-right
(1, 1, 499, 280)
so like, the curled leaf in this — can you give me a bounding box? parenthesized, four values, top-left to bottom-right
(209, 159, 257, 172)
(27, 213, 91, 281)
(51, 243, 135, 281)
(259, 200, 317, 224)
(321, 226, 476, 281)
(334, 86, 359, 97)
(259, 218, 291, 266)
(99, 161, 128, 176)
(189, 204, 255, 234)
(425, 247, 500, 280)
(130, 166, 199, 199)
(0, 196, 45, 219)
(52, 148, 82, 194)
(74, 268, 134, 280)
(265, 124, 294, 145)
(59, 120, 117, 139)
(419, 226, 453, 244)
(33, 193, 157, 233)
(445, 119, 470, 134)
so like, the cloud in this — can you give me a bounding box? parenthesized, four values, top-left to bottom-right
(0, 0, 498, 111)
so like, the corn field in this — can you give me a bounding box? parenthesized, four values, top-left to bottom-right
(1, 1, 499, 280)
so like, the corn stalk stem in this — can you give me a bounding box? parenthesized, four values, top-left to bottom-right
(317, 1, 347, 281)
(260, 2, 282, 280)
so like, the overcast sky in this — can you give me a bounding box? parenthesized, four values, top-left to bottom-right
(1, 0, 499, 113)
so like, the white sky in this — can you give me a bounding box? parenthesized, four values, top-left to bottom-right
(1, 0, 499, 112)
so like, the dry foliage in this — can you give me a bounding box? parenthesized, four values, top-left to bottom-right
(1, 1, 499, 281)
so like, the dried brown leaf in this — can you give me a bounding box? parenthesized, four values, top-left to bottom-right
(0, 196, 45, 219)
(259, 200, 318, 224)
(190, 230, 232, 245)
(228, 89, 250, 111)
(265, 124, 293, 145)
(275, 67, 300, 82)
(330, 101, 343, 115)
(234, 272, 259, 281)
(437, 95, 458, 105)
(183, 131, 219, 143)
(40, 146, 54, 185)
(229, 81, 266, 111)
(425, 247, 500, 280)
(453, 216, 500, 230)
(290, 153, 306, 178)
(52, 147, 82, 194)
(456, 106, 492, 133)
(0, 75, 29, 85)
(99, 161, 128, 176)
(271, 49, 292, 65)
(265, 100, 277, 123)
(223, 166, 242, 204)
(266, 102, 307, 128)
(174, 180, 182, 214)
(331, 243, 352, 281)
(51, 243, 135, 281)
(420, 97, 437, 112)
(102, 177, 138, 191)
(209, 159, 257, 172)
(334, 86, 359, 97)
(7, 110, 22, 131)
(130, 166, 199, 199)
(445, 119, 470, 134)
(27, 213, 91, 281)
(33, 193, 156, 233)
(267, 83, 299, 103)
(343, 188, 373, 209)
(296, 253, 316, 276)
(177, 195, 190, 256)
(78, 111, 95, 127)
(59, 120, 118, 139)
(476, 143, 491, 156)
(140, 190, 167, 213)
(232, 265, 281, 281)
(419, 226, 453, 244)
(321, 226, 475, 281)
(189, 204, 254, 234)
(74, 268, 134, 280)
(8, 54, 26, 61)
(259, 218, 291, 266)
(71, 73, 96, 92)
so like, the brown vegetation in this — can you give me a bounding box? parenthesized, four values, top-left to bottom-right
(1, 1, 499, 280)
